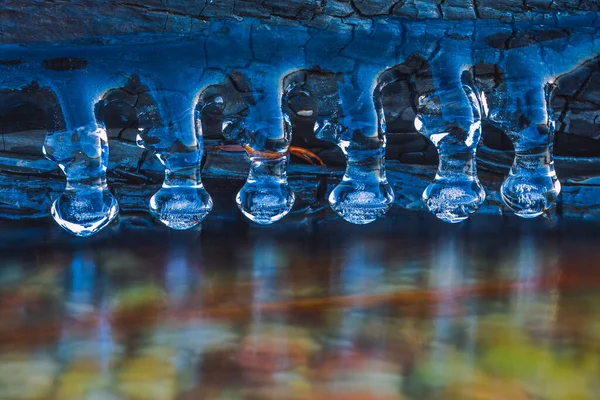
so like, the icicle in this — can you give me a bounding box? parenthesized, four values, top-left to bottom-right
(315, 66, 395, 225)
(488, 49, 561, 218)
(137, 86, 213, 230)
(43, 76, 118, 237)
(226, 75, 295, 225)
(415, 79, 487, 222)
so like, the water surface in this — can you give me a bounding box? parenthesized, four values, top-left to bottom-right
(0, 218, 599, 399)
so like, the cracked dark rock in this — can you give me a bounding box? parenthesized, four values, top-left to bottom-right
(1, 0, 599, 44)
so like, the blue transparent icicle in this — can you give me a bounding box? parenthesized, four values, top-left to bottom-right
(227, 80, 295, 225)
(43, 73, 119, 237)
(415, 84, 487, 223)
(137, 87, 213, 230)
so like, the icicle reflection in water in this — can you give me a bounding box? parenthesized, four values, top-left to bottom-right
(2, 232, 600, 398)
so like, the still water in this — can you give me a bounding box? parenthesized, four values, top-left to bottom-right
(0, 218, 599, 400)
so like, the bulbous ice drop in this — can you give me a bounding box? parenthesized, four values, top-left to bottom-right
(234, 118, 295, 225)
(315, 122, 394, 224)
(489, 83, 561, 218)
(415, 85, 486, 223)
(236, 152, 295, 225)
(308, 65, 395, 224)
(140, 128, 213, 230)
(500, 137, 561, 218)
(150, 152, 213, 230)
(327, 145, 394, 225)
(138, 90, 213, 230)
(501, 150, 560, 218)
(43, 122, 119, 236)
(221, 77, 296, 225)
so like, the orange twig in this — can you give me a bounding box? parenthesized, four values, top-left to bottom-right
(206, 144, 325, 166)
(289, 146, 325, 166)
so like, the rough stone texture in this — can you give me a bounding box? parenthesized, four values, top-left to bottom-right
(1, 0, 600, 44)
(554, 57, 600, 156)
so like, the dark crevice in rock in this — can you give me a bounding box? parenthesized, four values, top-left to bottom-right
(0, 60, 22, 66)
(41, 57, 88, 71)
(484, 28, 571, 49)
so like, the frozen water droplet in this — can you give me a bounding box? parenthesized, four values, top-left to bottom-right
(423, 184, 485, 224)
(329, 176, 394, 225)
(236, 155, 295, 225)
(501, 154, 561, 218)
(50, 190, 118, 237)
(233, 104, 295, 224)
(143, 147, 213, 230)
(150, 186, 213, 230)
(237, 186, 295, 225)
(287, 79, 393, 224)
(44, 123, 119, 237)
(316, 126, 394, 225)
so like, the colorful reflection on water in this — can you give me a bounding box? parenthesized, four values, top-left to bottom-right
(0, 230, 599, 400)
